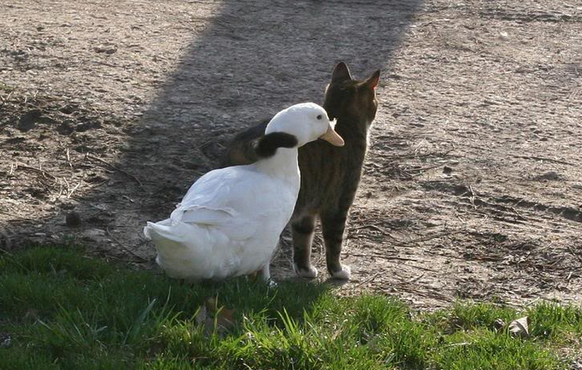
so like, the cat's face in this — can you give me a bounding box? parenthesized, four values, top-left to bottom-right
(323, 62, 380, 129)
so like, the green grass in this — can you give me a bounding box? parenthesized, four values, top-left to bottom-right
(1, 246, 580, 369)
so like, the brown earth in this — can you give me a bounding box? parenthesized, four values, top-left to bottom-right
(1, 0, 581, 310)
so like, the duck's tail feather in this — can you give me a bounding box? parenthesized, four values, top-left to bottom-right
(144, 220, 185, 244)
(170, 205, 235, 226)
(144, 220, 204, 280)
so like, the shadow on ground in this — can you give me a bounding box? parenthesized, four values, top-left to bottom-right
(1, 0, 423, 275)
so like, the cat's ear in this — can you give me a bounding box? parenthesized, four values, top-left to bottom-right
(364, 70, 380, 90)
(331, 62, 353, 82)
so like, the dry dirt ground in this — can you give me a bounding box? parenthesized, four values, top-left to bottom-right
(1, 0, 581, 310)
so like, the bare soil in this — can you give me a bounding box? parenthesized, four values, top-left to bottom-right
(1, 0, 581, 310)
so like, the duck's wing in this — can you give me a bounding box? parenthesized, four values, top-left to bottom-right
(170, 166, 263, 240)
(173, 205, 236, 224)
(179, 167, 241, 208)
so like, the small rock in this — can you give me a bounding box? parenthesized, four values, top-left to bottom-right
(443, 166, 453, 175)
(94, 45, 117, 54)
(59, 104, 77, 115)
(534, 171, 563, 181)
(65, 212, 82, 228)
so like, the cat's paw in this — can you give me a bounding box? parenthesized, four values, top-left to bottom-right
(294, 264, 319, 279)
(265, 279, 278, 288)
(330, 265, 351, 280)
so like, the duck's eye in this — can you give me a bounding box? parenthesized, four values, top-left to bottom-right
(316, 114, 323, 120)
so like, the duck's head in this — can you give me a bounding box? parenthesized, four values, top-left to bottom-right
(265, 102, 344, 148)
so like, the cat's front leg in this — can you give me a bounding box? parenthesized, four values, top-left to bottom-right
(259, 264, 277, 287)
(321, 210, 351, 280)
(292, 213, 319, 278)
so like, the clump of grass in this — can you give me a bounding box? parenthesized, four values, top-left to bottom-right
(0, 246, 580, 369)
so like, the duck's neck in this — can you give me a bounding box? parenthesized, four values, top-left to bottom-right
(254, 147, 300, 185)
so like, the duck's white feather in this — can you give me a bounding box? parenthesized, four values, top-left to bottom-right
(144, 164, 298, 281)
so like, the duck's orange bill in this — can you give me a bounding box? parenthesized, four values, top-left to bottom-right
(319, 126, 345, 146)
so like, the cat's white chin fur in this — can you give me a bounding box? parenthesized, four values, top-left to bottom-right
(330, 265, 351, 280)
(294, 264, 319, 279)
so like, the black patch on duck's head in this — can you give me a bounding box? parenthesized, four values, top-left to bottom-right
(255, 132, 298, 158)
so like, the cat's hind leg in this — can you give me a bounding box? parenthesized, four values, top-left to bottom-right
(321, 210, 351, 280)
(292, 213, 318, 279)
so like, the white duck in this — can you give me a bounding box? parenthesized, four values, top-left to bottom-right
(144, 102, 344, 282)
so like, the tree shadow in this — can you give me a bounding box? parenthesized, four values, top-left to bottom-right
(138, 0, 424, 206)
(2, 0, 424, 277)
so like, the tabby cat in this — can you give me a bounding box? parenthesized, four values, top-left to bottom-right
(223, 62, 380, 280)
